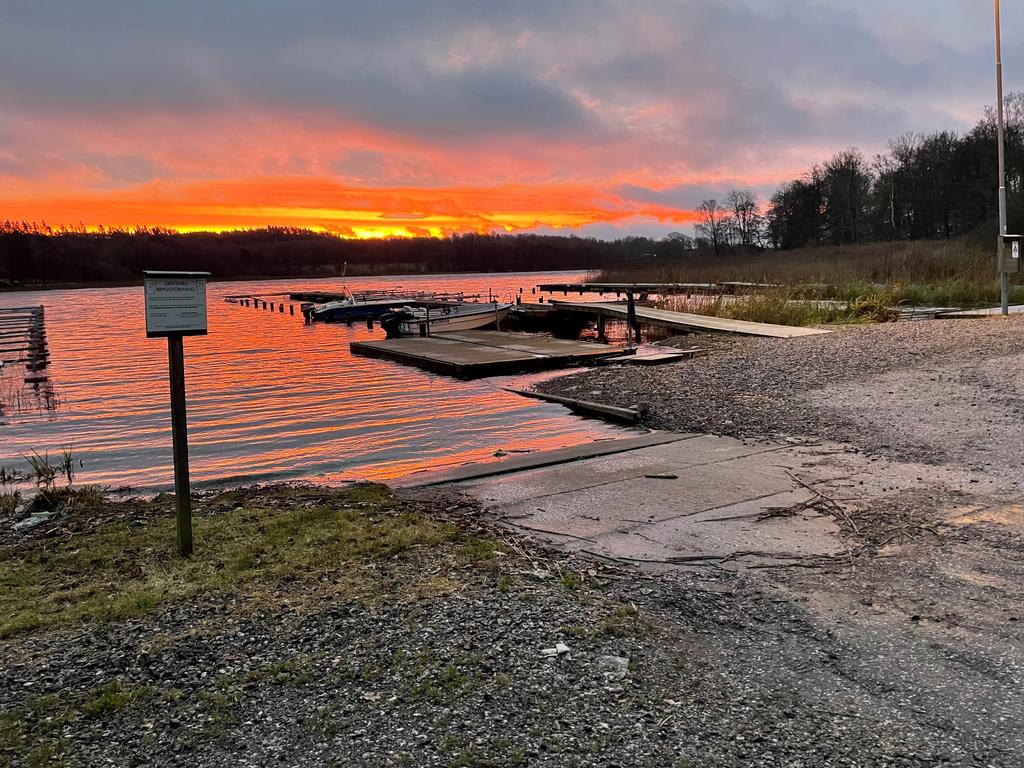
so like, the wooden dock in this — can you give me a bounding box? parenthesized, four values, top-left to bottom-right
(536, 281, 777, 296)
(350, 330, 632, 378)
(0, 306, 49, 377)
(549, 302, 830, 338)
(937, 305, 1024, 318)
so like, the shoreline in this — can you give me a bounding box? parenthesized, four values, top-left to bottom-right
(0, 267, 589, 295)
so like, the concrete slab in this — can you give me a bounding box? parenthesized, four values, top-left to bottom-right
(456, 436, 792, 506)
(577, 489, 843, 565)
(439, 435, 851, 568)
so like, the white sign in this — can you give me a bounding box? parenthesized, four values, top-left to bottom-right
(1014, 241, 1020, 261)
(144, 271, 209, 337)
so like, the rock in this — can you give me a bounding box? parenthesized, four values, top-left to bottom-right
(13, 510, 54, 532)
(597, 655, 630, 682)
(541, 643, 571, 658)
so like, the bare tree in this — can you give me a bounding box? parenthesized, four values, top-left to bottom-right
(725, 189, 762, 248)
(694, 199, 729, 255)
(983, 90, 1024, 129)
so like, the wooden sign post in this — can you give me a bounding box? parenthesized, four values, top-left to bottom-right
(144, 270, 210, 556)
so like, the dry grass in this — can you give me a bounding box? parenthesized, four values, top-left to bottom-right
(600, 239, 1024, 307)
(0, 484, 498, 639)
(658, 290, 900, 326)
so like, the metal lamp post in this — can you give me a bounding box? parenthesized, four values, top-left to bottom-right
(996, 0, 1009, 315)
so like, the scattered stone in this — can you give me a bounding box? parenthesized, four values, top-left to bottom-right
(597, 655, 630, 682)
(540, 642, 571, 657)
(13, 510, 54, 531)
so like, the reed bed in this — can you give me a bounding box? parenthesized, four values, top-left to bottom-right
(600, 239, 1024, 308)
(658, 289, 899, 326)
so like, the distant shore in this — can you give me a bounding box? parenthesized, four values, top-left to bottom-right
(0, 267, 590, 295)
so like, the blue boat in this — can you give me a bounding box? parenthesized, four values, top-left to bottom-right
(308, 290, 404, 322)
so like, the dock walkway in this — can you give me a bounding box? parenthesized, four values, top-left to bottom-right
(937, 305, 1024, 318)
(350, 330, 631, 378)
(550, 301, 830, 339)
(536, 281, 776, 296)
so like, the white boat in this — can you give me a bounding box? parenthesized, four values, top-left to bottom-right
(381, 303, 513, 337)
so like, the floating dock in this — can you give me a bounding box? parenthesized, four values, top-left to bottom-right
(350, 330, 632, 378)
(548, 301, 830, 339)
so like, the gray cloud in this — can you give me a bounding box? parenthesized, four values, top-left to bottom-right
(2, 0, 1023, 198)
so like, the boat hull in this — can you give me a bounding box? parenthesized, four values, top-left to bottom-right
(310, 301, 400, 322)
(398, 305, 512, 335)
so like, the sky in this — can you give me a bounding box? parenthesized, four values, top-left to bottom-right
(1, 0, 1022, 239)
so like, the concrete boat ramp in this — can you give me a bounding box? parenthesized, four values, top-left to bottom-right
(401, 433, 853, 569)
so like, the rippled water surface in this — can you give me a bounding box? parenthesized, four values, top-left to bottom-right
(0, 272, 632, 491)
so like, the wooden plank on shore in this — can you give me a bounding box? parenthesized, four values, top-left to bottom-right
(551, 301, 830, 339)
(503, 388, 642, 424)
(595, 349, 707, 366)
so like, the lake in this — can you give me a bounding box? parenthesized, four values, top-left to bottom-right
(0, 271, 633, 492)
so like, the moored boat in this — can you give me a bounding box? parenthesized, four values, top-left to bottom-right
(308, 291, 405, 322)
(381, 303, 513, 337)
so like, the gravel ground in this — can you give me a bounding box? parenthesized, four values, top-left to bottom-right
(7, 548, 1018, 768)
(537, 316, 1024, 475)
(6, 318, 1024, 767)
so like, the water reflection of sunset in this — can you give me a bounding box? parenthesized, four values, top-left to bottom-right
(0, 272, 632, 491)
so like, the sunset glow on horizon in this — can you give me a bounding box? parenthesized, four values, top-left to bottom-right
(1, 1, 1019, 238)
(0, 176, 702, 238)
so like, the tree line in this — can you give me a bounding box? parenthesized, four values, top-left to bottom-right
(0, 224, 698, 286)
(690, 93, 1024, 254)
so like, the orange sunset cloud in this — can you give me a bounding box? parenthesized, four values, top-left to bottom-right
(0, 177, 700, 238)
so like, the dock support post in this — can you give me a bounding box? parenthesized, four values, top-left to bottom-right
(289, 304, 294, 315)
(367, 317, 374, 330)
(596, 313, 607, 343)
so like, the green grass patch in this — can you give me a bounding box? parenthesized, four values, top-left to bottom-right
(1, 681, 152, 764)
(80, 681, 152, 717)
(0, 484, 472, 638)
(599, 605, 652, 637)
